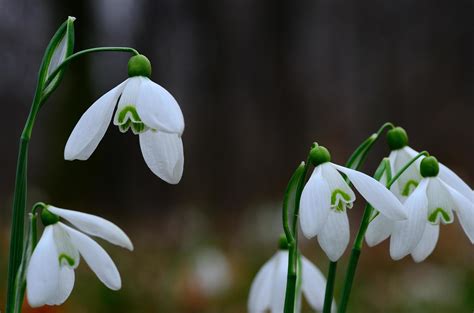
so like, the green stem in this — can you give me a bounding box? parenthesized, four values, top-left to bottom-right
(338, 151, 428, 313)
(42, 46, 139, 101)
(323, 261, 337, 313)
(6, 45, 139, 313)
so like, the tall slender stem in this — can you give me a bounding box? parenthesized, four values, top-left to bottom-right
(5, 45, 139, 313)
(322, 261, 337, 313)
(337, 151, 428, 313)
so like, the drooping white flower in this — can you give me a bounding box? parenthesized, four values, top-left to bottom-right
(64, 54, 184, 184)
(26, 205, 133, 307)
(366, 127, 473, 248)
(387, 157, 473, 262)
(299, 145, 406, 261)
(248, 249, 330, 313)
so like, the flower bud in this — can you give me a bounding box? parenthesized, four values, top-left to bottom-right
(128, 54, 152, 78)
(278, 234, 289, 250)
(420, 156, 439, 177)
(41, 206, 60, 226)
(386, 126, 408, 150)
(309, 145, 331, 166)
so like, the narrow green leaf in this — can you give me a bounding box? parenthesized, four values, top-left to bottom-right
(282, 162, 306, 240)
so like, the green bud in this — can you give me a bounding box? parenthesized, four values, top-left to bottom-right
(278, 234, 289, 250)
(420, 156, 439, 177)
(386, 126, 409, 150)
(309, 145, 331, 166)
(128, 54, 152, 78)
(41, 207, 60, 226)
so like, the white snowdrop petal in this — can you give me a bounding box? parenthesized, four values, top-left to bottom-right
(53, 223, 80, 268)
(113, 77, 142, 124)
(248, 254, 275, 312)
(27, 226, 60, 307)
(332, 163, 407, 221)
(425, 179, 455, 224)
(411, 223, 439, 262)
(139, 131, 184, 184)
(270, 251, 289, 313)
(300, 166, 331, 238)
(48, 206, 133, 250)
(390, 180, 429, 260)
(317, 211, 350, 261)
(64, 81, 126, 160)
(393, 147, 423, 198)
(136, 78, 185, 134)
(52, 267, 75, 305)
(365, 214, 394, 247)
(61, 224, 122, 290)
(442, 181, 474, 243)
(301, 256, 327, 311)
(320, 163, 356, 204)
(439, 163, 473, 201)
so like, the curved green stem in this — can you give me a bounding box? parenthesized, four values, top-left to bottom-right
(338, 151, 429, 313)
(42, 46, 139, 101)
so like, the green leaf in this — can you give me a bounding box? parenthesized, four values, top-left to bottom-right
(39, 16, 75, 100)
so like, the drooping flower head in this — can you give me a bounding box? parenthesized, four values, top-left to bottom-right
(388, 156, 473, 262)
(366, 127, 473, 257)
(300, 144, 406, 261)
(26, 205, 133, 307)
(248, 236, 330, 313)
(64, 54, 184, 184)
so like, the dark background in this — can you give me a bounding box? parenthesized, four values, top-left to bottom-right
(0, 1, 473, 312)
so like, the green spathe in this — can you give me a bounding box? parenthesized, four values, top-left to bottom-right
(128, 54, 152, 78)
(309, 145, 331, 166)
(41, 207, 59, 226)
(420, 156, 439, 177)
(386, 126, 408, 150)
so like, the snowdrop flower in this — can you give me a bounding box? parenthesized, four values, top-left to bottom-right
(27, 205, 133, 307)
(300, 145, 406, 261)
(366, 127, 473, 248)
(388, 156, 473, 262)
(64, 54, 184, 184)
(248, 238, 330, 313)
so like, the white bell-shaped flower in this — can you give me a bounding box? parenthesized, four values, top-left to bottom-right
(26, 205, 133, 307)
(299, 145, 406, 261)
(64, 54, 184, 184)
(388, 157, 473, 262)
(366, 127, 473, 248)
(248, 248, 330, 313)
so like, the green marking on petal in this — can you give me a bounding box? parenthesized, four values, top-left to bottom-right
(401, 180, 419, 196)
(428, 208, 452, 224)
(117, 105, 147, 134)
(331, 189, 352, 212)
(58, 253, 75, 267)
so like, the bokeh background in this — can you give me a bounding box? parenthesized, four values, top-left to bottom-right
(0, 0, 473, 312)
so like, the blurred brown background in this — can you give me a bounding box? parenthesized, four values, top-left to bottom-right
(0, 0, 473, 312)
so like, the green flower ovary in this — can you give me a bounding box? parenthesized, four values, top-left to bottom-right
(59, 253, 76, 267)
(401, 179, 419, 196)
(117, 105, 147, 134)
(331, 189, 352, 212)
(428, 207, 452, 224)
